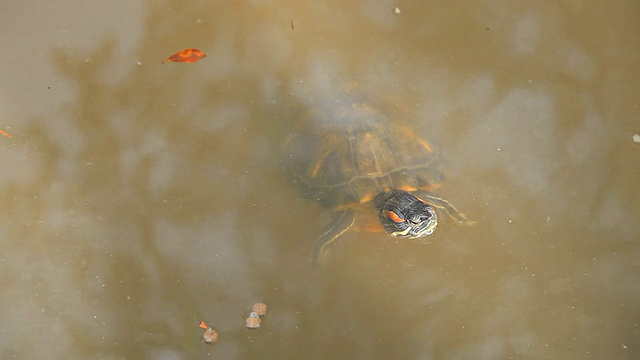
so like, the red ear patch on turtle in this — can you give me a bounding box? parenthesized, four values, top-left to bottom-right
(384, 210, 405, 223)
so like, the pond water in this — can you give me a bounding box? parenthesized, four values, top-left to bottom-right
(1, 1, 639, 359)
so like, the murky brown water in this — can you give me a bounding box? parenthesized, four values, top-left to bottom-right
(1, 1, 639, 359)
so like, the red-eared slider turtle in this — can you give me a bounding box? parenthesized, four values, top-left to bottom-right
(284, 92, 471, 267)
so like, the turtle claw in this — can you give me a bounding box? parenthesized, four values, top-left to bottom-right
(311, 209, 355, 268)
(315, 249, 332, 268)
(417, 192, 474, 225)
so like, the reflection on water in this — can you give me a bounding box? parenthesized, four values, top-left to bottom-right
(1, 0, 639, 358)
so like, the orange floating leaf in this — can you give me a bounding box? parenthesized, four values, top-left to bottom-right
(163, 48, 207, 63)
(0, 129, 11, 138)
(199, 321, 209, 329)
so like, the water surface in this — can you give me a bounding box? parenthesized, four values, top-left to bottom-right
(1, 1, 639, 359)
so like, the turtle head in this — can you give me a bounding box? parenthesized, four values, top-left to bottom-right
(375, 190, 438, 238)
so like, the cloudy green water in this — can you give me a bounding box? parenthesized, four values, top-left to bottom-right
(1, 1, 639, 359)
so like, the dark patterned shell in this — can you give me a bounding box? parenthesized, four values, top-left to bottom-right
(284, 96, 444, 210)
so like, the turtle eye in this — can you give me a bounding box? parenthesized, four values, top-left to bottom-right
(384, 210, 405, 223)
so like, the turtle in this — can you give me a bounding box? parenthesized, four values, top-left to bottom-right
(284, 92, 471, 267)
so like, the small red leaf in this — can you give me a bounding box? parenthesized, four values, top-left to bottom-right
(163, 48, 207, 63)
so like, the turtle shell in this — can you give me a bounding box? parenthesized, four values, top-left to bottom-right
(284, 97, 444, 210)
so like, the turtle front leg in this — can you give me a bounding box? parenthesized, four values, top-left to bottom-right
(417, 192, 474, 225)
(312, 209, 356, 268)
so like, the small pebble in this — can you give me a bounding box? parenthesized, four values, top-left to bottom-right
(633, 134, 640, 144)
(202, 327, 219, 344)
(246, 316, 261, 329)
(249, 311, 260, 318)
(251, 303, 268, 316)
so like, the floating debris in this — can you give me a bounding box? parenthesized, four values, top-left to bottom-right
(633, 133, 640, 144)
(251, 303, 268, 316)
(202, 327, 219, 343)
(245, 312, 262, 329)
(245, 302, 268, 329)
(199, 321, 219, 344)
(163, 48, 207, 63)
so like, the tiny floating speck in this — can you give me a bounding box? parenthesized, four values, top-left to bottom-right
(633, 134, 640, 144)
